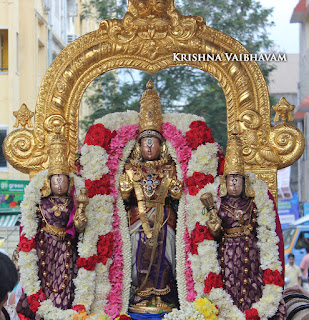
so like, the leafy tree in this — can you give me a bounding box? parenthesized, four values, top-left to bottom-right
(80, 0, 275, 150)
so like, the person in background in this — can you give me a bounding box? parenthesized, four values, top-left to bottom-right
(4, 248, 21, 320)
(285, 253, 302, 288)
(300, 248, 309, 290)
(0, 252, 18, 320)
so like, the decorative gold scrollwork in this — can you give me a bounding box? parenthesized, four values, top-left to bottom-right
(3, 129, 48, 174)
(239, 110, 261, 130)
(269, 123, 305, 168)
(44, 115, 67, 134)
(5, 129, 35, 159)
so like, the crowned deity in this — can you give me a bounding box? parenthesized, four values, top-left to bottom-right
(17, 134, 89, 319)
(201, 134, 286, 319)
(119, 81, 183, 313)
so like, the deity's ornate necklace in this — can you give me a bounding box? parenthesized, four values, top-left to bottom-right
(220, 198, 253, 221)
(49, 197, 70, 217)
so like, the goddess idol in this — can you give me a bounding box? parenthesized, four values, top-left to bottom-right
(200, 134, 286, 319)
(16, 134, 89, 319)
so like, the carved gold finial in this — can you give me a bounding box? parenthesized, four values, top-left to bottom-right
(273, 97, 294, 123)
(13, 104, 34, 128)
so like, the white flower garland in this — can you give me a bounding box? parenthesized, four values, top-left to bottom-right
(187, 143, 219, 178)
(80, 144, 109, 181)
(114, 139, 136, 313)
(166, 141, 187, 307)
(95, 110, 139, 131)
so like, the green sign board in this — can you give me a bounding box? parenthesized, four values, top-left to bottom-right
(0, 180, 29, 210)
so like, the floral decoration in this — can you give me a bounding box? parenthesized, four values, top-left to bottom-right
(84, 123, 115, 149)
(18, 234, 36, 252)
(186, 121, 215, 150)
(244, 308, 260, 320)
(18, 111, 283, 320)
(203, 273, 223, 294)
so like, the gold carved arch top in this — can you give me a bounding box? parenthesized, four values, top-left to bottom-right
(4, 0, 304, 197)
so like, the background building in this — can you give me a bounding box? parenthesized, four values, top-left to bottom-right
(0, 0, 98, 255)
(291, 0, 309, 215)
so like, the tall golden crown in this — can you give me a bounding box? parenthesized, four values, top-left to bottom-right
(223, 133, 245, 176)
(138, 80, 163, 141)
(48, 134, 70, 176)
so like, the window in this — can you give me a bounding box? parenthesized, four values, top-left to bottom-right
(0, 128, 8, 169)
(0, 30, 8, 72)
(16, 32, 20, 73)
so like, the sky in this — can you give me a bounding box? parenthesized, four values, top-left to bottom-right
(259, 0, 300, 53)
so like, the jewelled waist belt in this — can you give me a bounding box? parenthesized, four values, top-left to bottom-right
(224, 224, 253, 238)
(42, 224, 66, 240)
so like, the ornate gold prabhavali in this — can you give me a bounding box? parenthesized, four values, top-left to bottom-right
(3, 0, 305, 198)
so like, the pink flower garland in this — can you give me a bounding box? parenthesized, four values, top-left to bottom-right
(105, 125, 138, 318)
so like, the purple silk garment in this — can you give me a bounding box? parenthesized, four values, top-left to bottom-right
(17, 196, 79, 319)
(133, 206, 178, 307)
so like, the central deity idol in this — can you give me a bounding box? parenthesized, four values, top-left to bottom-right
(119, 81, 183, 313)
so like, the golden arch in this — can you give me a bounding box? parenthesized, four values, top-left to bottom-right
(4, 0, 304, 198)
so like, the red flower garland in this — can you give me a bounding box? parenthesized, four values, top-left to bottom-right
(77, 255, 98, 271)
(72, 304, 86, 312)
(18, 234, 36, 252)
(204, 272, 223, 294)
(190, 222, 214, 254)
(85, 175, 111, 198)
(77, 232, 114, 270)
(187, 172, 215, 196)
(186, 121, 215, 150)
(244, 308, 260, 320)
(26, 289, 46, 314)
(263, 268, 284, 287)
(97, 232, 114, 264)
(84, 123, 116, 150)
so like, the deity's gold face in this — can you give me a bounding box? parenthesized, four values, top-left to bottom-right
(140, 137, 161, 161)
(50, 174, 69, 196)
(226, 174, 244, 198)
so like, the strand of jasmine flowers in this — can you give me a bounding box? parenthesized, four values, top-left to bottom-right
(165, 140, 187, 307)
(94, 110, 139, 131)
(116, 139, 136, 313)
(91, 260, 112, 314)
(175, 194, 187, 308)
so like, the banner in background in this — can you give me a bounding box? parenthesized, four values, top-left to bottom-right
(278, 192, 299, 229)
(0, 180, 29, 211)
